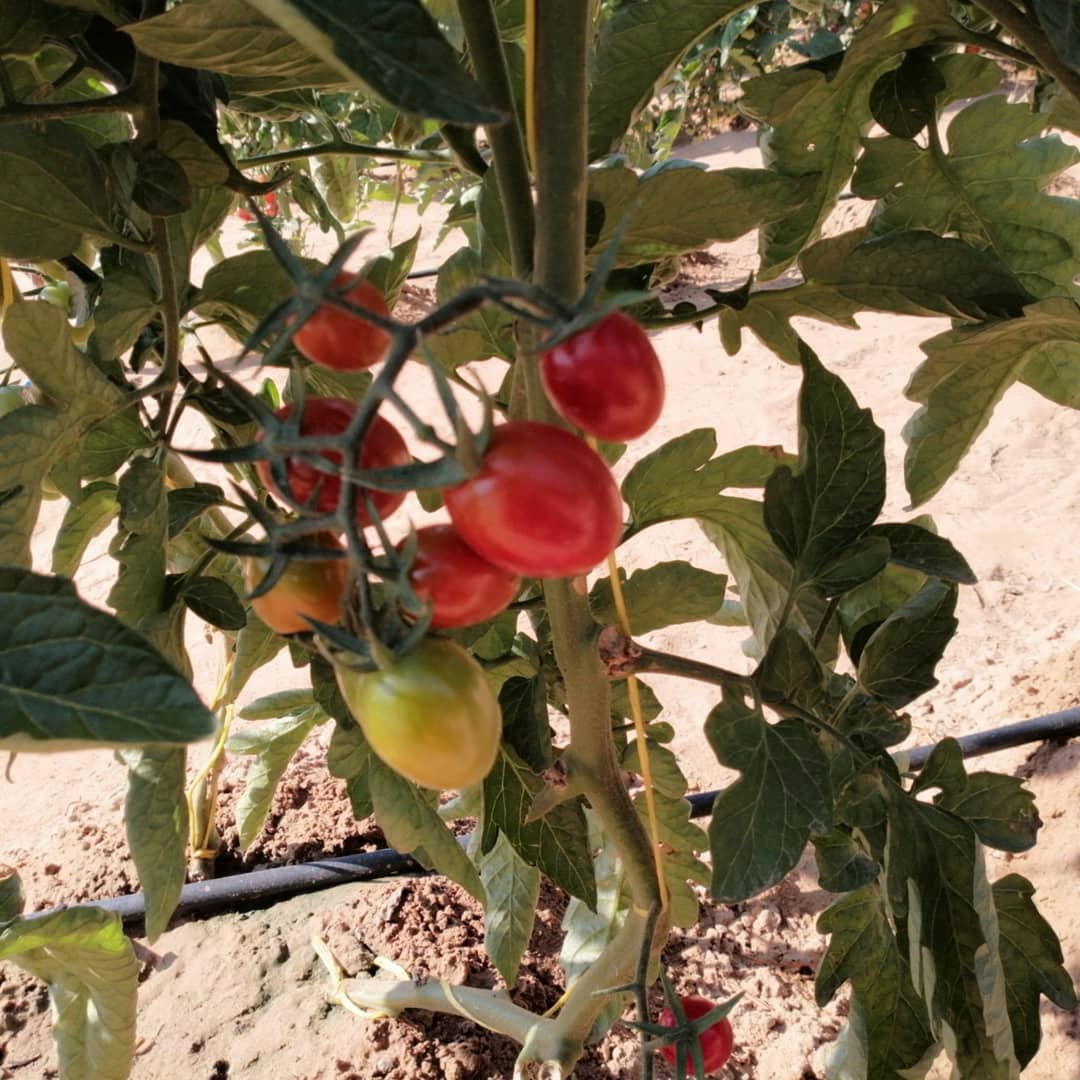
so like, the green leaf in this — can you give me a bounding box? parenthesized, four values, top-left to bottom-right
(812, 830, 878, 893)
(609, 677, 663, 725)
(706, 690, 831, 902)
(838, 557, 926, 666)
(51, 481, 119, 578)
(132, 147, 192, 217)
(903, 298, 1080, 505)
(314, 154, 361, 222)
(589, 561, 727, 635)
(0, 906, 138, 1080)
(164, 183, 234, 292)
(0, 122, 120, 258)
(1033, 1, 1080, 81)
(633, 790, 710, 929)
(481, 745, 596, 908)
(77, 409, 155, 481)
(764, 345, 886, 580)
(122, 746, 188, 941)
(755, 626, 829, 718)
(108, 457, 168, 627)
(622, 738, 686, 799)
(157, 118, 230, 188)
(0, 567, 216, 750)
(934, 52, 1002, 105)
(722, 228, 1033, 363)
(91, 266, 159, 363)
(364, 228, 420, 307)
(229, 712, 319, 850)
(867, 522, 975, 584)
(586, 158, 814, 268)
(993, 873, 1077, 1067)
(327, 720, 373, 821)
(868, 48, 943, 139)
(810, 535, 892, 597)
(742, 0, 961, 277)
(177, 574, 247, 631)
(498, 675, 551, 773)
(699, 495, 834, 658)
(854, 95, 1080, 299)
(621, 428, 794, 537)
(238, 687, 315, 721)
(227, 614, 285, 702)
(478, 831, 539, 986)
(588, 1, 751, 158)
(244, 0, 502, 123)
(817, 885, 938, 1078)
(194, 250, 313, 333)
(857, 579, 957, 708)
(167, 483, 226, 538)
(369, 759, 484, 903)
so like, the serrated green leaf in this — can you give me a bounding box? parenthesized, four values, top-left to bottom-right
(238, 687, 316, 721)
(857, 579, 957, 708)
(812, 830, 878, 893)
(164, 183, 234, 292)
(838, 557, 926, 667)
(226, 613, 285, 702)
(481, 745, 596, 908)
(993, 873, 1077, 1067)
(157, 118, 230, 188)
(934, 52, 1002, 105)
(764, 346, 886, 580)
(77, 409, 154, 481)
(0, 906, 138, 1080)
(179, 574, 247, 631)
(193, 250, 313, 338)
(478, 831, 539, 986)
(622, 738, 685, 799)
(132, 147, 192, 217)
(811, 535, 892, 597)
(903, 298, 1080, 505)
(498, 675, 552, 772)
(0, 567, 216, 750)
(742, 0, 960, 277)
(587, 158, 814, 268)
(589, 561, 727, 635)
(167, 483, 226, 539)
(229, 712, 319, 850)
(609, 677, 663, 724)
(244, 0, 502, 123)
(364, 228, 420, 307)
(327, 720, 373, 820)
(632, 790, 709, 929)
(108, 457, 167, 627)
(313, 154, 361, 222)
(817, 884, 937, 1078)
(722, 228, 1033, 363)
(51, 481, 119, 578)
(121, 745, 188, 941)
(755, 626, 829, 718)
(588, 1, 752, 158)
(91, 266, 159, 364)
(868, 48, 943, 138)
(867, 522, 974, 583)
(854, 95, 1080, 299)
(369, 759, 484, 902)
(0, 122, 120, 258)
(706, 690, 831, 902)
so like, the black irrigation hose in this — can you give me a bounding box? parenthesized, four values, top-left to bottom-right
(27, 706, 1080, 931)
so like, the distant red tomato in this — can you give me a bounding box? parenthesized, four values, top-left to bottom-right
(541, 311, 664, 441)
(444, 421, 623, 578)
(236, 205, 255, 222)
(262, 191, 279, 217)
(292, 272, 392, 372)
(257, 397, 410, 527)
(403, 525, 520, 628)
(658, 996, 735, 1076)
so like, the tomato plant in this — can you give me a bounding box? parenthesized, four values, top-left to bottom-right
(541, 311, 665, 441)
(242, 533, 349, 636)
(291, 272, 392, 371)
(335, 637, 501, 791)
(445, 421, 624, 578)
(256, 397, 410, 527)
(402, 524, 520, 629)
(657, 996, 735, 1076)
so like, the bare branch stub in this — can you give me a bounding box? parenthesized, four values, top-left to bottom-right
(598, 625, 642, 678)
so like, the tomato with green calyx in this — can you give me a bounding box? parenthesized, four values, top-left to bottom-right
(242, 531, 349, 635)
(402, 524, 520, 629)
(292, 271, 392, 371)
(541, 311, 664, 441)
(336, 637, 501, 790)
(657, 995, 735, 1076)
(256, 397, 410, 528)
(445, 421, 623, 579)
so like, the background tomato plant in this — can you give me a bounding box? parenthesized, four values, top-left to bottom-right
(0, 1, 1078, 1078)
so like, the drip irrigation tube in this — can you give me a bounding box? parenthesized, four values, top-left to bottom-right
(27, 706, 1080, 931)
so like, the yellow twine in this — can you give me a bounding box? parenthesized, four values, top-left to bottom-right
(185, 657, 236, 854)
(524, 0, 537, 170)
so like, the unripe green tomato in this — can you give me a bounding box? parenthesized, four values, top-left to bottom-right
(336, 638, 501, 791)
(39, 283, 71, 312)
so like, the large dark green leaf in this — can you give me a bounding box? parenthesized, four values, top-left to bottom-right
(868, 47, 943, 139)
(857, 579, 957, 708)
(867, 522, 975, 584)
(993, 873, 1077, 1067)
(817, 885, 937, 1078)
(706, 690, 831, 902)
(588, 1, 753, 158)
(764, 345, 885, 580)
(0, 123, 120, 258)
(589, 561, 726, 635)
(634, 790, 709, 929)
(0, 567, 216, 750)
(1032, 1, 1080, 74)
(193, 249, 310, 332)
(854, 95, 1080, 300)
(0, 906, 138, 1080)
(243, 0, 502, 123)
(108, 457, 168, 628)
(903, 298, 1080, 505)
(812, 830, 878, 893)
(721, 228, 1033, 363)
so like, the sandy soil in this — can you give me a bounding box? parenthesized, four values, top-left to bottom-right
(1, 125, 1079, 1080)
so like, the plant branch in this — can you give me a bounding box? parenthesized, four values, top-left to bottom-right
(0, 91, 138, 126)
(236, 140, 454, 170)
(972, 0, 1080, 103)
(598, 627, 753, 692)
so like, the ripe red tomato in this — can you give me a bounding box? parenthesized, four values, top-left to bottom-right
(336, 637, 501, 790)
(236, 205, 255, 222)
(256, 397, 410, 527)
(444, 421, 623, 578)
(658, 996, 735, 1076)
(292, 272, 392, 371)
(242, 532, 349, 635)
(541, 311, 664, 441)
(402, 525, 521, 629)
(262, 190, 279, 217)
